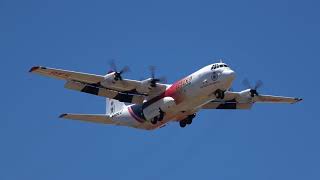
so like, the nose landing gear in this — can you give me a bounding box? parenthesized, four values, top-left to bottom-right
(214, 89, 225, 99)
(179, 114, 196, 128)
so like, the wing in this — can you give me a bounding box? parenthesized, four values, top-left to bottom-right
(60, 113, 116, 124)
(30, 66, 168, 104)
(253, 95, 302, 104)
(64, 80, 145, 104)
(202, 100, 253, 110)
(202, 91, 302, 109)
(29, 66, 105, 84)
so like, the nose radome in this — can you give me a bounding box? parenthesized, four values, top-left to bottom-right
(224, 69, 236, 80)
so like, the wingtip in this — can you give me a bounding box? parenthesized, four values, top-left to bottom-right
(29, 66, 40, 72)
(294, 98, 303, 103)
(29, 66, 46, 72)
(59, 114, 68, 118)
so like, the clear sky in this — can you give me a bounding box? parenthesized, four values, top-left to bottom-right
(1, 0, 319, 179)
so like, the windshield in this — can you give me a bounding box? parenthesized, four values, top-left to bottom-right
(211, 64, 228, 70)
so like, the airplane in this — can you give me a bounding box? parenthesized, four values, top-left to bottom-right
(29, 61, 302, 130)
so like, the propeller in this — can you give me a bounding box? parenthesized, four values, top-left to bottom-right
(149, 66, 167, 87)
(242, 78, 263, 97)
(109, 60, 130, 81)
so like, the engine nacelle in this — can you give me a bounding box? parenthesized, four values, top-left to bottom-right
(159, 97, 176, 112)
(100, 73, 133, 91)
(103, 73, 115, 81)
(143, 97, 176, 120)
(236, 89, 254, 103)
(136, 79, 153, 93)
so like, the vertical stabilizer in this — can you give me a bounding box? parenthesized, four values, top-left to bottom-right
(106, 98, 126, 115)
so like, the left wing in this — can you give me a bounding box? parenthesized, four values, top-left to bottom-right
(202, 91, 302, 110)
(202, 100, 253, 110)
(253, 95, 302, 104)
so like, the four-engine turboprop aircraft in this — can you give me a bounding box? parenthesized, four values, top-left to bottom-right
(29, 62, 302, 130)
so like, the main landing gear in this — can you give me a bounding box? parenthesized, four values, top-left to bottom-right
(151, 109, 165, 125)
(214, 89, 225, 99)
(179, 114, 196, 128)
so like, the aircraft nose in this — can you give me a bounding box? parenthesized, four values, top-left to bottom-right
(223, 69, 236, 81)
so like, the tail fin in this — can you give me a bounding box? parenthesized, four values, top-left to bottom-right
(106, 98, 126, 115)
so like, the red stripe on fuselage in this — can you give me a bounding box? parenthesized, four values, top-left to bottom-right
(143, 77, 189, 109)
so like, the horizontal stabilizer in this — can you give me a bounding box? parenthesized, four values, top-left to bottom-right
(59, 113, 116, 125)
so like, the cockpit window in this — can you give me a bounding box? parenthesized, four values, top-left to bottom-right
(212, 64, 229, 70)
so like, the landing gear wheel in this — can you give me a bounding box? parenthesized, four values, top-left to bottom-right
(180, 121, 187, 128)
(151, 117, 158, 125)
(158, 109, 165, 122)
(214, 89, 225, 99)
(179, 114, 197, 128)
(186, 118, 193, 125)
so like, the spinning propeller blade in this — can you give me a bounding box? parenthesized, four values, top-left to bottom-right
(149, 66, 167, 87)
(242, 78, 264, 97)
(108, 60, 130, 81)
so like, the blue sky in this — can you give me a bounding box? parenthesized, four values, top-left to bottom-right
(1, 0, 319, 179)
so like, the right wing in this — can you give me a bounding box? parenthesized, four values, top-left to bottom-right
(30, 66, 168, 104)
(29, 66, 105, 84)
(64, 80, 145, 104)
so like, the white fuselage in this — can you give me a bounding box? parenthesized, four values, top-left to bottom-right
(110, 63, 235, 130)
